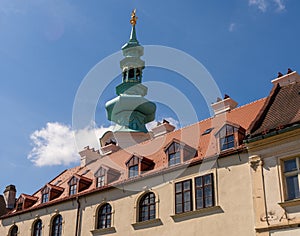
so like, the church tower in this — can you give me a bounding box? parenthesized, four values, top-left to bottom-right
(104, 10, 156, 147)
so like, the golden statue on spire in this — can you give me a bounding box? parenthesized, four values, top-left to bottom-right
(130, 9, 138, 26)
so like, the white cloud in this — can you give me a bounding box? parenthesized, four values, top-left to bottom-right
(28, 122, 112, 167)
(249, 0, 268, 12)
(249, 0, 286, 12)
(273, 0, 285, 11)
(74, 125, 113, 150)
(28, 118, 180, 167)
(229, 23, 236, 32)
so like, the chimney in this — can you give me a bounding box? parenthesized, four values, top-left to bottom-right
(79, 146, 101, 167)
(211, 95, 238, 115)
(3, 185, 16, 210)
(151, 119, 175, 137)
(271, 69, 300, 86)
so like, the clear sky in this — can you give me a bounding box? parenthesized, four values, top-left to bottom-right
(0, 0, 299, 195)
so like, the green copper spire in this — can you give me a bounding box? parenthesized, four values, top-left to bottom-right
(105, 10, 156, 133)
(122, 25, 140, 50)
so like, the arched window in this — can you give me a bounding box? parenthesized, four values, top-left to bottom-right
(10, 225, 18, 236)
(97, 203, 112, 229)
(51, 214, 62, 236)
(33, 219, 42, 236)
(139, 192, 156, 222)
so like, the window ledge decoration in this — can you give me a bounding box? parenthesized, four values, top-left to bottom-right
(171, 206, 223, 222)
(90, 227, 116, 235)
(279, 198, 300, 208)
(131, 218, 162, 230)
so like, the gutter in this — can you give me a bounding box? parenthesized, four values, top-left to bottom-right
(245, 123, 300, 143)
(75, 197, 81, 236)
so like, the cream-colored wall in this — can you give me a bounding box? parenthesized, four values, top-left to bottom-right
(0, 153, 256, 236)
(0, 200, 79, 236)
(247, 128, 300, 234)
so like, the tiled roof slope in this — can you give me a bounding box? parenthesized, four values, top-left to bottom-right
(0, 195, 7, 217)
(1, 97, 266, 218)
(249, 81, 300, 137)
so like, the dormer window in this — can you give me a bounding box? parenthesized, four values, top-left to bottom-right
(16, 194, 38, 211)
(165, 140, 197, 167)
(40, 184, 64, 203)
(167, 142, 181, 166)
(220, 125, 235, 150)
(95, 166, 121, 188)
(16, 198, 23, 211)
(96, 168, 106, 188)
(42, 187, 50, 203)
(129, 164, 139, 178)
(68, 174, 92, 196)
(216, 124, 245, 152)
(126, 155, 154, 178)
(69, 176, 78, 196)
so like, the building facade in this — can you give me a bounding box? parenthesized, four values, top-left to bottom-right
(1, 10, 300, 236)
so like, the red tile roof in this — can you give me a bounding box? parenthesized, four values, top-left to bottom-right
(1, 97, 266, 218)
(249, 82, 300, 137)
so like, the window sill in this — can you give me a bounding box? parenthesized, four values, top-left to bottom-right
(131, 218, 162, 230)
(90, 227, 116, 235)
(171, 206, 223, 222)
(279, 198, 300, 208)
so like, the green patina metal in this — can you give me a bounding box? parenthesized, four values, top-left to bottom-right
(105, 21, 156, 133)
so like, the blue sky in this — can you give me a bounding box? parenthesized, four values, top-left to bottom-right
(0, 0, 299, 195)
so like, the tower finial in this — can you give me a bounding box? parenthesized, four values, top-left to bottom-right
(130, 9, 138, 26)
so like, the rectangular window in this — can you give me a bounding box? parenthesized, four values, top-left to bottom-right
(175, 179, 192, 214)
(97, 175, 105, 188)
(42, 193, 49, 203)
(69, 184, 77, 196)
(283, 158, 300, 200)
(195, 174, 214, 209)
(169, 152, 181, 166)
(220, 134, 234, 151)
(129, 164, 138, 178)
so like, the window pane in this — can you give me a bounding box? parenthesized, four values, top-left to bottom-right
(286, 175, 300, 200)
(227, 135, 234, 143)
(205, 197, 213, 207)
(184, 191, 191, 200)
(184, 201, 191, 211)
(183, 181, 190, 190)
(176, 204, 182, 214)
(204, 175, 212, 185)
(196, 198, 203, 209)
(196, 189, 203, 199)
(284, 159, 297, 172)
(204, 186, 212, 197)
(227, 125, 234, 135)
(129, 165, 138, 178)
(195, 177, 202, 187)
(175, 183, 182, 193)
(176, 193, 182, 204)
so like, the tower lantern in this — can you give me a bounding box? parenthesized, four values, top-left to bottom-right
(104, 10, 156, 147)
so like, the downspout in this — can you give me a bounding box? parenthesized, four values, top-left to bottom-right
(260, 161, 270, 226)
(75, 197, 81, 236)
